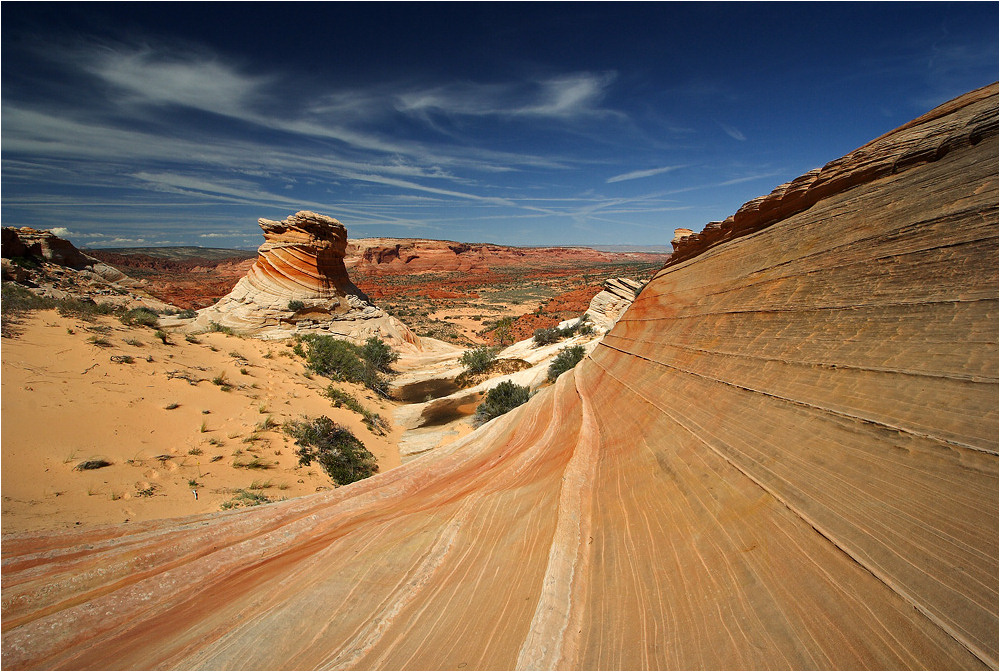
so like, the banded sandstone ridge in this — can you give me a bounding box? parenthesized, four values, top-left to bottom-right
(190, 212, 418, 346)
(2, 84, 997, 670)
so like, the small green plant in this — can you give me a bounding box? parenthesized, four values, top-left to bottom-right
(87, 335, 113, 348)
(165, 402, 180, 410)
(178, 309, 197, 319)
(220, 489, 271, 510)
(67, 327, 75, 335)
(240, 367, 250, 375)
(124, 338, 144, 346)
(207, 437, 224, 447)
(233, 456, 273, 470)
(135, 484, 157, 497)
(188, 447, 203, 455)
(284, 416, 378, 486)
(547, 345, 586, 382)
(287, 299, 306, 311)
(475, 381, 531, 425)
(200, 420, 209, 433)
(110, 354, 134, 364)
(207, 321, 234, 335)
(119, 307, 159, 327)
(325, 386, 390, 435)
(155, 330, 170, 344)
(187, 478, 199, 487)
(185, 334, 200, 344)
(249, 479, 273, 490)
(258, 402, 269, 414)
(255, 416, 279, 432)
(460, 346, 499, 374)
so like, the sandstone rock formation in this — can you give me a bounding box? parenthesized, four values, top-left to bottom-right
(2, 84, 997, 670)
(583, 277, 644, 331)
(2, 227, 125, 282)
(0, 227, 172, 310)
(189, 212, 419, 346)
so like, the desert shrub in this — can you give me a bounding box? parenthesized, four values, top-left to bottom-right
(325, 386, 391, 435)
(177, 309, 197, 319)
(220, 489, 272, 510)
(119, 307, 159, 327)
(533, 326, 562, 346)
(460, 346, 499, 374)
(154, 329, 170, 344)
(493, 316, 515, 345)
(56, 298, 116, 320)
(287, 299, 305, 311)
(302, 335, 366, 379)
(547, 345, 586, 382)
(359, 336, 399, 372)
(284, 415, 378, 486)
(475, 381, 531, 425)
(301, 335, 391, 397)
(207, 321, 234, 335)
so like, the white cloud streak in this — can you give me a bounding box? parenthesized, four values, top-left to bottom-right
(606, 165, 684, 183)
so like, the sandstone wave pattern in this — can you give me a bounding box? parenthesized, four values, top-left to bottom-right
(2, 85, 997, 670)
(190, 211, 418, 346)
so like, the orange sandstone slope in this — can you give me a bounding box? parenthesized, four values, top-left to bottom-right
(2, 84, 997, 670)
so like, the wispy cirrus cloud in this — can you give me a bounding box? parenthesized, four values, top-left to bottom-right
(719, 123, 747, 141)
(395, 72, 620, 119)
(606, 165, 684, 183)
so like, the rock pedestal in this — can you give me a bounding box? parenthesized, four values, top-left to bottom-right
(191, 212, 418, 346)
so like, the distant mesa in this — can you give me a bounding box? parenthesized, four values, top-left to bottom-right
(345, 237, 668, 274)
(190, 211, 419, 346)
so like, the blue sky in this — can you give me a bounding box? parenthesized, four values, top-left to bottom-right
(2, 3, 996, 248)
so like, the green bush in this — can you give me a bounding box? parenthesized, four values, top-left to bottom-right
(548, 345, 586, 382)
(177, 308, 197, 319)
(119, 307, 159, 327)
(287, 299, 306, 311)
(301, 335, 392, 397)
(532, 326, 562, 346)
(325, 386, 391, 435)
(360, 336, 399, 372)
(475, 380, 531, 424)
(302, 335, 367, 381)
(284, 416, 378, 485)
(460, 346, 499, 374)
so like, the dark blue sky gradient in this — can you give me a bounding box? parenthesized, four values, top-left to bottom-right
(2, 2, 996, 247)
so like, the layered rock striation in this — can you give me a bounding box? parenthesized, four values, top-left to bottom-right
(584, 277, 644, 331)
(2, 85, 997, 669)
(190, 212, 418, 346)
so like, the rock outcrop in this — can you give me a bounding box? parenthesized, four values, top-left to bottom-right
(584, 277, 644, 331)
(2, 227, 125, 282)
(2, 85, 997, 670)
(189, 212, 418, 346)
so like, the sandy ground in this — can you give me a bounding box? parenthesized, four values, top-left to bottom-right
(1, 310, 402, 534)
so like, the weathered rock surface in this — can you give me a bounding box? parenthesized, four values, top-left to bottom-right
(346, 237, 667, 274)
(583, 277, 644, 331)
(2, 85, 997, 670)
(189, 212, 419, 347)
(0, 227, 171, 310)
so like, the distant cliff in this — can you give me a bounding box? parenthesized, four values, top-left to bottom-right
(345, 237, 668, 274)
